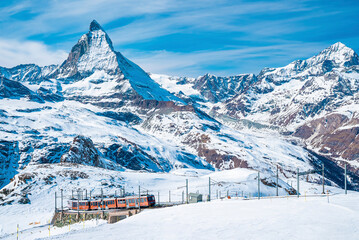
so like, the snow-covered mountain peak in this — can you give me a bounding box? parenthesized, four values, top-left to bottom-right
(48, 20, 184, 103)
(89, 19, 104, 31)
(258, 43, 359, 84)
(307, 42, 358, 67)
(76, 23, 117, 76)
(329, 42, 347, 51)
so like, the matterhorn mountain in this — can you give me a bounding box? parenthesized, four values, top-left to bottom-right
(0, 20, 358, 205)
(51, 20, 182, 105)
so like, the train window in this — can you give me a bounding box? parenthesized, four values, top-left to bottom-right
(72, 202, 77, 207)
(144, 198, 147, 202)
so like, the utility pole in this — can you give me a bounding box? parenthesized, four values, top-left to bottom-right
(322, 164, 325, 194)
(208, 177, 211, 202)
(158, 191, 160, 206)
(186, 179, 189, 204)
(55, 192, 57, 212)
(138, 186, 141, 211)
(77, 190, 80, 216)
(72, 189, 74, 199)
(101, 188, 103, 211)
(61, 189, 63, 213)
(258, 171, 260, 200)
(297, 168, 299, 198)
(345, 164, 347, 195)
(169, 190, 171, 203)
(85, 189, 87, 199)
(182, 191, 184, 203)
(276, 165, 279, 196)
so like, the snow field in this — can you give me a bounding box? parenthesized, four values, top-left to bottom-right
(0, 164, 348, 240)
(33, 192, 359, 240)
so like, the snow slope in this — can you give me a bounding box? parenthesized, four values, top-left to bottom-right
(0, 163, 300, 238)
(6, 192, 357, 240)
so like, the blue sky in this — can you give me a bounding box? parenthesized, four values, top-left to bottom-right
(0, 0, 358, 77)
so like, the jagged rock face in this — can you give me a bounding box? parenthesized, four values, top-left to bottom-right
(0, 141, 19, 189)
(0, 77, 43, 102)
(294, 114, 359, 163)
(61, 135, 101, 167)
(192, 73, 257, 103)
(0, 64, 57, 84)
(103, 142, 164, 172)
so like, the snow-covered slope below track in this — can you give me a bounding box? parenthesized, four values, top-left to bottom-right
(16, 193, 359, 240)
(0, 162, 342, 239)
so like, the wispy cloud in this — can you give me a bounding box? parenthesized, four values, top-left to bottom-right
(0, 38, 67, 67)
(0, 0, 358, 75)
(124, 41, 329, 77)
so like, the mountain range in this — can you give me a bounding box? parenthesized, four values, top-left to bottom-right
(1, 20, 358, 204)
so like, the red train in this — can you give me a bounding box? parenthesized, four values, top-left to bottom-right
(69, 195, 156, 211)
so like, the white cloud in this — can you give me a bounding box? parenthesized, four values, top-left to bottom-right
(123, 42, 329, 77)
(0, 38, 68, 68)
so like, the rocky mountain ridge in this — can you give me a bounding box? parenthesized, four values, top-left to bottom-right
(152, 42, 359, 177)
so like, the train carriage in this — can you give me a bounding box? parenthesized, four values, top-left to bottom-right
(70, 200, 90, 211)
(69, 194, 156, 211)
